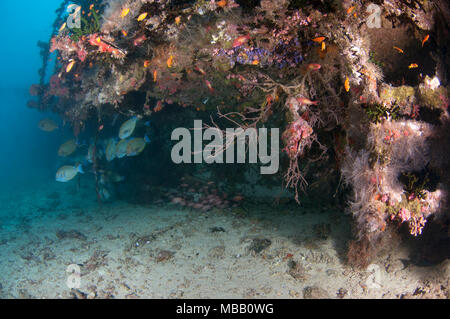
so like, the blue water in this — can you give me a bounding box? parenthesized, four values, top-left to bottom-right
(0, 0, 63, 191)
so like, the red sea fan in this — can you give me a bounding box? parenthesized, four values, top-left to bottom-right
(282, 117, 314, 160)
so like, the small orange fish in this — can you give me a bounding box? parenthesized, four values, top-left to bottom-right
(393, 46, 404, 54)
(232, 35, 250, 48)
(66, 60, 76, 73)
(307, 63, 321, 70)
(312, 36, 325, 43)
(252, 60, 259, 65)
(409, 63, 418, 69)
(195, 66, 206, 75)
(121, 30, 128, 37)
(137, 12, 148, 21)
(217, 0, 228, 7)
(144, 60, 150, 68)
(153, 70, 158, 82)
(344, 76, 350, 92)
(167, 55, 174, 68)
(59, 22, 66, 32)
(89, 4, 94, 10)
(121, 8, 130, 18)
(422, 34, 429, 47)
(154, 100, 163, 112)
(296, 97, 319, 105)
(133, 34, 147, 46)
(98, 124, 104, 131)
(175, 16, 181, 25)
(347, 6, 355, 14)
(321, 41, 326, 51)
(205, 80, 214, 93)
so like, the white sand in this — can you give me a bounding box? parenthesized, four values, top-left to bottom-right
(0, 178, 448, 299)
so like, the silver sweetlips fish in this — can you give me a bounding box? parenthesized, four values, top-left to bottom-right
(119, 116, 138, 140)
(55, 164, 84, 182)
(115, 138, 131, 158)
(58, 139, 77, 157)
(38, 119, 58, 132)
(105, 138, 117, 162)
(126, 135, 150, 157)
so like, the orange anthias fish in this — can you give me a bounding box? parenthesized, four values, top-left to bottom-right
(344, 76, 350, 92)
(217, 0, 228, 7)
(312, 36, 325, 43)
(296, 97, 319, 105)
(121, 30, 128, 37)
(167, 55, 174, 68)
(307, 63, 321, 71)
(300, 63, 321, 75)
(175, 16, 181, 25)
(121, 8, 130, 18)
(137, 12, 148, 21)
(144, 60, 150, 68)
(347, 6, 355, 14)
(393, 46, 404, 54)
(195, 66, 206, 75)
(66, 60, 76, 73)
(153, 70, 158, 82)
(59, 22, 66, 32)
(205, 80, 214, 93)
(422, 34, 429, 47)
(154, 100, 163, 112)
(133, 34, 147, 46)
(321, 41, 326, 51)
(409, 63, 419, 69)
(232, 35, 250, 48)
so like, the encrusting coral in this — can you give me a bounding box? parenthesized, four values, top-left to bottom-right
(30, 0, 449, 269)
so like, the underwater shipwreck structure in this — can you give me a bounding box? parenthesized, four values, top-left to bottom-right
(30, 0, 449, 269)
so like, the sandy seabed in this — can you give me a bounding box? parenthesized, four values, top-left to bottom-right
(0, 178, 448, 299)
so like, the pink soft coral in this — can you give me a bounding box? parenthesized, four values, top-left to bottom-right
(409, 215, 427, 236)
(397, 207, 412, 223)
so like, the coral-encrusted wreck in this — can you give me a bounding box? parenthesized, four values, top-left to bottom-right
(30, 0, 449, 268)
